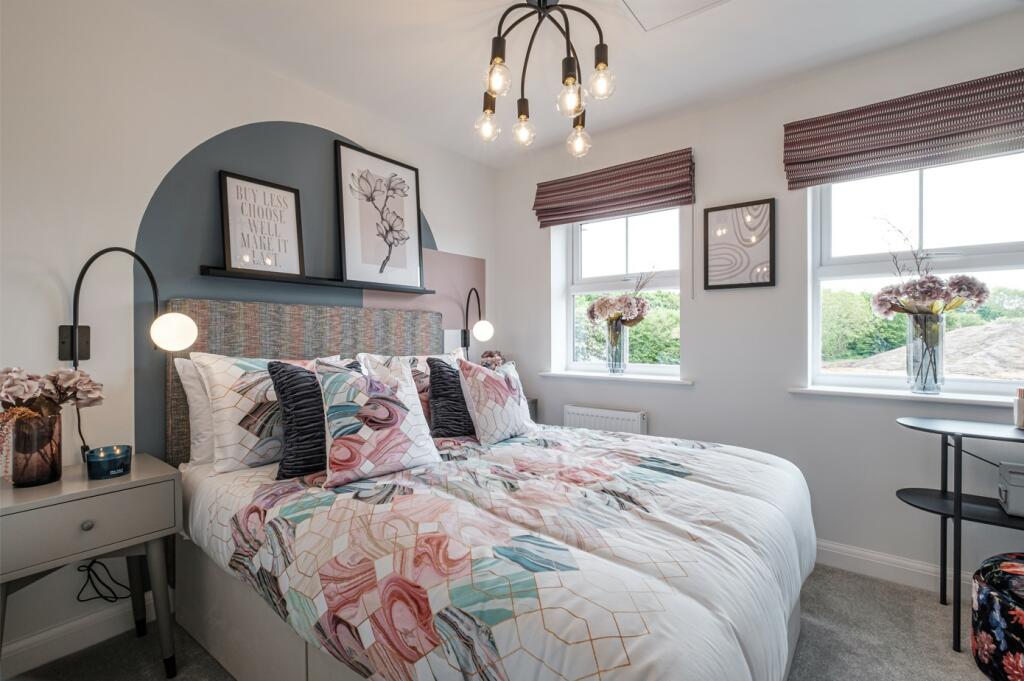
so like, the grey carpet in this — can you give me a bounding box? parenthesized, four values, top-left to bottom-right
(6, 565, 985, 681)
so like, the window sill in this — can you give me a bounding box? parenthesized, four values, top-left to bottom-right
(540, 371, 695, 386)
(790, 385, 1013, 408)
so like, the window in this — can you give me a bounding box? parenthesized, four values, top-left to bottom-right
(812, 152, 1024, 393)
(567, 208, 681, 374)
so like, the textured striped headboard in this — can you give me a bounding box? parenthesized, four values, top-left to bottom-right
(164, 298, 442, 467)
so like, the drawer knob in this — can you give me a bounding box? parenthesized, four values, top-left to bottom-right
(80, 520, 95, 532)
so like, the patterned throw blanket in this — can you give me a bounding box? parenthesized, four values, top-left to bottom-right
(193, 426, 816, 681)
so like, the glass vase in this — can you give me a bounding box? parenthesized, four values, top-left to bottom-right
(907, 313, 944, 394)
(606, 317, 626, 374)
(1, 410, 62, 487)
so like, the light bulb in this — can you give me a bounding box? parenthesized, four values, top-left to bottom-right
(472, 319, 495, 342)
(512, 118, 536, 146)
(556, 82, 586, 118)
(150, 312, 198, 352)
(566, 126, 592, 158)
(587, 66, 616, 100)
(486, 62, 512, 97)
(474, 112, 500, 143)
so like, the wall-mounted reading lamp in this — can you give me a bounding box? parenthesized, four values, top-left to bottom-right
(58, 247, 198, 367)
(462, 287, 494, 349)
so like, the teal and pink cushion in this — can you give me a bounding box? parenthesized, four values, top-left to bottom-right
(315, 357, 439, 488)
(191, 352, 337, 474)
(972, 553, 1024, 679)
(356, 350, 465, 428)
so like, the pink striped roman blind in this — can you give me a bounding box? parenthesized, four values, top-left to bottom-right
(532, 148, 695, 228)
(783, 67, 1024, 190)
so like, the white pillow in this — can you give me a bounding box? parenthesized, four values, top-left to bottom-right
(174, 358, 215, 466)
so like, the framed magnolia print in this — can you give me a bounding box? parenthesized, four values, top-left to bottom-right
(336, 140, 424, 290)
(704, 198, 776, 290)
(220, 171, 304, 276)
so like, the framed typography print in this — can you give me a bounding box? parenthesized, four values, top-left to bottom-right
(704, 198, 776, 290)
(220, 171, 304, 276)
(336, 140, 424, 290)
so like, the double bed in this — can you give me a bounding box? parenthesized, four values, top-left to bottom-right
(167, 298, 815, 681)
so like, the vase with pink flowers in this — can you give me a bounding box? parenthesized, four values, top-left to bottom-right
(871, 274, 989, 394)
(0, 367, 103, 486)
(586, 273, 653, 374)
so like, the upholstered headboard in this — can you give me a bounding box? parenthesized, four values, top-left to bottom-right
(163, 298, 442, 467)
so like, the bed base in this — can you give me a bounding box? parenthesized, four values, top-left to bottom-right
(177, 536, 802, 681)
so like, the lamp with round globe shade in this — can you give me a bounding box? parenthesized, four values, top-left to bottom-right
(472, 319, 495, 343)
(149, 312, 199, 352)
(58, 247, 198, 454)
(462, 288, 494, 349)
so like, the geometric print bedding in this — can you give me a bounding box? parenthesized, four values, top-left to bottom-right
(194, 425, 816, 681)
(315, 357, 440, 488)
(191, 352, 335, 474)
(457, 359, 535, 445)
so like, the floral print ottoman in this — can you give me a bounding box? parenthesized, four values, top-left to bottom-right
(973, 553, 1024, 680)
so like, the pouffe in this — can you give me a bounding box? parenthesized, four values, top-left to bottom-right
(973, 553, 1024, 680)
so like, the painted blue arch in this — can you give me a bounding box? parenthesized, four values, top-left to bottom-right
(133, 120, 437, 457)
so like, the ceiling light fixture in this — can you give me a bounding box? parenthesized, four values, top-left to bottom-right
(476, 0, 613, 157)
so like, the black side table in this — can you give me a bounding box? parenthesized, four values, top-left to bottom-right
(896, 416, 1024, 652)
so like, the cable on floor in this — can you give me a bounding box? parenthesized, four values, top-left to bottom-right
(76, 559, 131, 603)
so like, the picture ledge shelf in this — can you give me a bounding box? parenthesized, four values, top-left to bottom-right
(790, 385, 1014, 408)
(540, 371, 694, 386)
(199, 266, 435, 295)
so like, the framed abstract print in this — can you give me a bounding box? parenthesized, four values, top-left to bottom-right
(219, 171, 304, 276)
(336, 140, 424, 290)
(704, 198, 776, 290)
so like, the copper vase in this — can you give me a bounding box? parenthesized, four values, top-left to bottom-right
(4, 411, 62, 487)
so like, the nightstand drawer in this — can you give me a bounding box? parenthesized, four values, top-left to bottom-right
(0, 480, 175, 575)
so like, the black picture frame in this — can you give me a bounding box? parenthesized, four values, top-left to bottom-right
(335, 139, 425, 290)
(704, 198, 776, 290)
(219, 171, 305, 277)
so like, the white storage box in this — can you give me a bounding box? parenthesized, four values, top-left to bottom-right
(998, 462, 1024, 518)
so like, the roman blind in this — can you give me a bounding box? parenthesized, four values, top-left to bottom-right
(532, 148, 694, 228)
(783, 67, 1024, 190)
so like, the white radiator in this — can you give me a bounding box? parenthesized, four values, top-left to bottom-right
(563, 405, 648, 434)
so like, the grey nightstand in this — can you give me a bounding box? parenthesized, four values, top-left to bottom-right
(0, 453, 182, 677)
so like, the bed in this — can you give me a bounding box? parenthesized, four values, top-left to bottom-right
(167, 298, 815, 681)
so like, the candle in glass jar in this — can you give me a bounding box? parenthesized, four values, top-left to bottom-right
(84, 445, 132, 480)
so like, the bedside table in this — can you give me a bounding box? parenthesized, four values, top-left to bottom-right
(0, 453, 181, 677)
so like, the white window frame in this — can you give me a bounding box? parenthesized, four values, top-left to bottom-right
(810, 166, 1024, 396)
(566, 208, 682, 376)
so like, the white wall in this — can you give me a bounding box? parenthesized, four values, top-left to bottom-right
(0, 0, 496, 669)
(490, 10, 1024, 588)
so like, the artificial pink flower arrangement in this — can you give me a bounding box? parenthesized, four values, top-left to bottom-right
(0, 367, 103, 416)
(586, 272, 654, 328)
(870, 274, 989, 320)
(479, 350, 506, 371)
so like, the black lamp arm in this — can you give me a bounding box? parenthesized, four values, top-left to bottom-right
(498, 3, 538, 36)
(559, 4, 604, 44)
(463, 287, 483, 349)
(70, 247, 160, 368)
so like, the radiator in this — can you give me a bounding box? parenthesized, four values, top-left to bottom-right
(563, 405, 648, 434)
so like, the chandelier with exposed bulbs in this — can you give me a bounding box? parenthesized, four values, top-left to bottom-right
(475, 0, 614, 158)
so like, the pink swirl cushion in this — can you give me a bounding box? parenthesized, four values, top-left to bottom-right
(315, 357, 439, 488)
